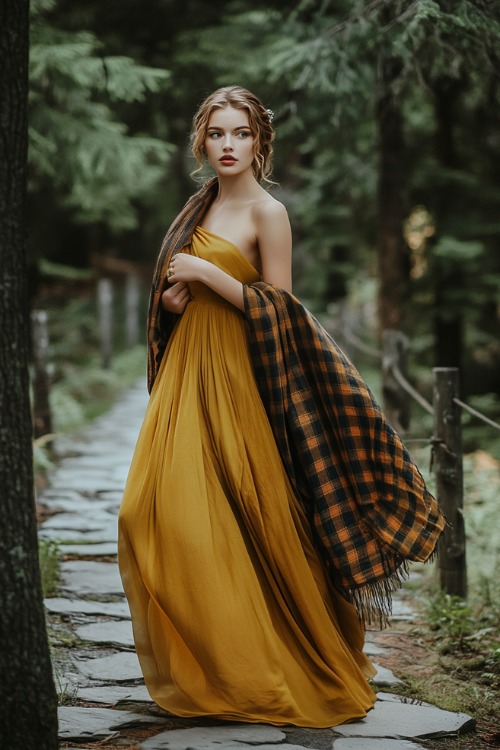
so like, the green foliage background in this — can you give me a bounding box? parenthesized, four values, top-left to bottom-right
(29, 0, 500, 425)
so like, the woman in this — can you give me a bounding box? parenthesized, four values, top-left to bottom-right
(118, 86, 445, 727)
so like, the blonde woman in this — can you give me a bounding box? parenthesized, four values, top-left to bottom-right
(118, 86, 444, 726)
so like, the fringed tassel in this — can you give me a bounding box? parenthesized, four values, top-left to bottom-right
(349, 560, 411, 629)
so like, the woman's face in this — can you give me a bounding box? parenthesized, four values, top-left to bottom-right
(204, 106, 255, 178)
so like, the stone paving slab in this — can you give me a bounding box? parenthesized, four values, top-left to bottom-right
(76, 619, 134, 647)
(51, 466, 114, 480)
(58, 706, 165, 741)
(48, 474, 124, 494)
(370, 663, 404, 686)
(388, 599, 415, 621)
(376, 692, 434, 708)
(38, 488, 89, 504)
(73, 650, 142, 681)
(40, 525, 118, 543)
(96, 489, 126, 503)
(59, 541, 118, 556)
(39, 497, 99, 515)
(331, 699, 475, 738)
(62, 438, 133, 457)
(140, 725, 286, 750)
(332, 740, 427, 750)
(54, 455, 127, 471)
(76, 684, 151, 704)
(362, 642, 387, 656)
(42, 511, 110, 532)
(45, 596, 130, 618)
(202, 746, 308, 750)
(60, 560, 123, 596)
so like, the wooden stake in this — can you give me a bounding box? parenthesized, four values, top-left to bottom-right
(382, 329, 410, 434)
(97, 278, 113, 369)
(31, 309, 52, 438)
(125, 273, 140, 348)
(433, 367, 467, 598)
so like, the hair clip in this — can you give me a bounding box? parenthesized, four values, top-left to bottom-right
(266, 108, 274, 123)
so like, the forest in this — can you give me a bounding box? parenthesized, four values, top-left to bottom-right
(1, 2, 499, 746)
(28, 0, 500, 433)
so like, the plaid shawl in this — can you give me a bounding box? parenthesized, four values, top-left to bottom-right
(147, 183, 445, 625)
(243, 283, 446, 624)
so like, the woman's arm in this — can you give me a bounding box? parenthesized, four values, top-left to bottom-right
(167, 255, 246, 310)
(166, 200, 292, 310)
(254, 200, 292, 291)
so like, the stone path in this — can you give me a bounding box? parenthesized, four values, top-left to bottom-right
(38, 381, 475, 749)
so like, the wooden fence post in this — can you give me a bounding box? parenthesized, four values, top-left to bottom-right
(125, 273, 140, 348)
(382, 329, 410, 434)
(31, 309, 52, 438)
(97, 277, 113, 369)
(433, 367, 467, 598)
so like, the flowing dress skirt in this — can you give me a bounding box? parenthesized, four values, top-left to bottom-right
(118, 227, 377, 727)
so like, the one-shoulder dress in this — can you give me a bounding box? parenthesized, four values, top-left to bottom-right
(118, 226, 377, 727)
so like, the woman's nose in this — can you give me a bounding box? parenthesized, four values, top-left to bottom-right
(223, 136, 233, 150)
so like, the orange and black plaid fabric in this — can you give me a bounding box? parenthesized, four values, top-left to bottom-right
(243, 283, 446, 623)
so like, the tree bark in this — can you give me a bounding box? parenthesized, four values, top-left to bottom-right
(0, 1, 59, 747)
(432, 78, 464, 373)
(376, 60, 408, 333)
(325, 242, 348, 303)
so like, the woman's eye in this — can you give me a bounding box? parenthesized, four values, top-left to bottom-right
(209, 132, 221, 139)
(238, 132, 250, 138)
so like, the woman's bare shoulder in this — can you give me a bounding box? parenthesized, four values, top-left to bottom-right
(252, 191, 289, 222)
(252, 194, 290, 247)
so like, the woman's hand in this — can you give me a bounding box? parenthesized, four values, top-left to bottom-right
(167, 251, 245, 312)
(167, 254, 209, 284)
(161, 282, 191, 315)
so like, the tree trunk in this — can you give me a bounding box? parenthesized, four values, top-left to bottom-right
(376, 60, 408, 333)
(0, 1, 59, 747)
(432, 78, 464, 374)
(433, 261, 463, 370)
(325, 242, 349, 303)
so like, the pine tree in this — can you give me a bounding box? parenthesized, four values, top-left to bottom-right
(29, 0, 173, 231)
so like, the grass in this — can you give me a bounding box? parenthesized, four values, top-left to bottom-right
(53, 666, 78, 706)
(380, 568, 500, 748)
(49, 344, 146, 432)
(38, 538, 61, 597)
(33, 345, 147, 476)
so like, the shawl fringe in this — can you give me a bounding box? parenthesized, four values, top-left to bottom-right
(348, 562, 410, 629)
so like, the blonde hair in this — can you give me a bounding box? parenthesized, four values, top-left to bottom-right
(191, 86, 275, 183)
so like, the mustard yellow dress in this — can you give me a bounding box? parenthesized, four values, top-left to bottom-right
(118, 226, 376, 727)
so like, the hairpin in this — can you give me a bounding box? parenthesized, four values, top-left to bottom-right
(266, 108, 274, 123)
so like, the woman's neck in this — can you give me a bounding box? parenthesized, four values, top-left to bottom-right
(215, 170, 263, 204)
